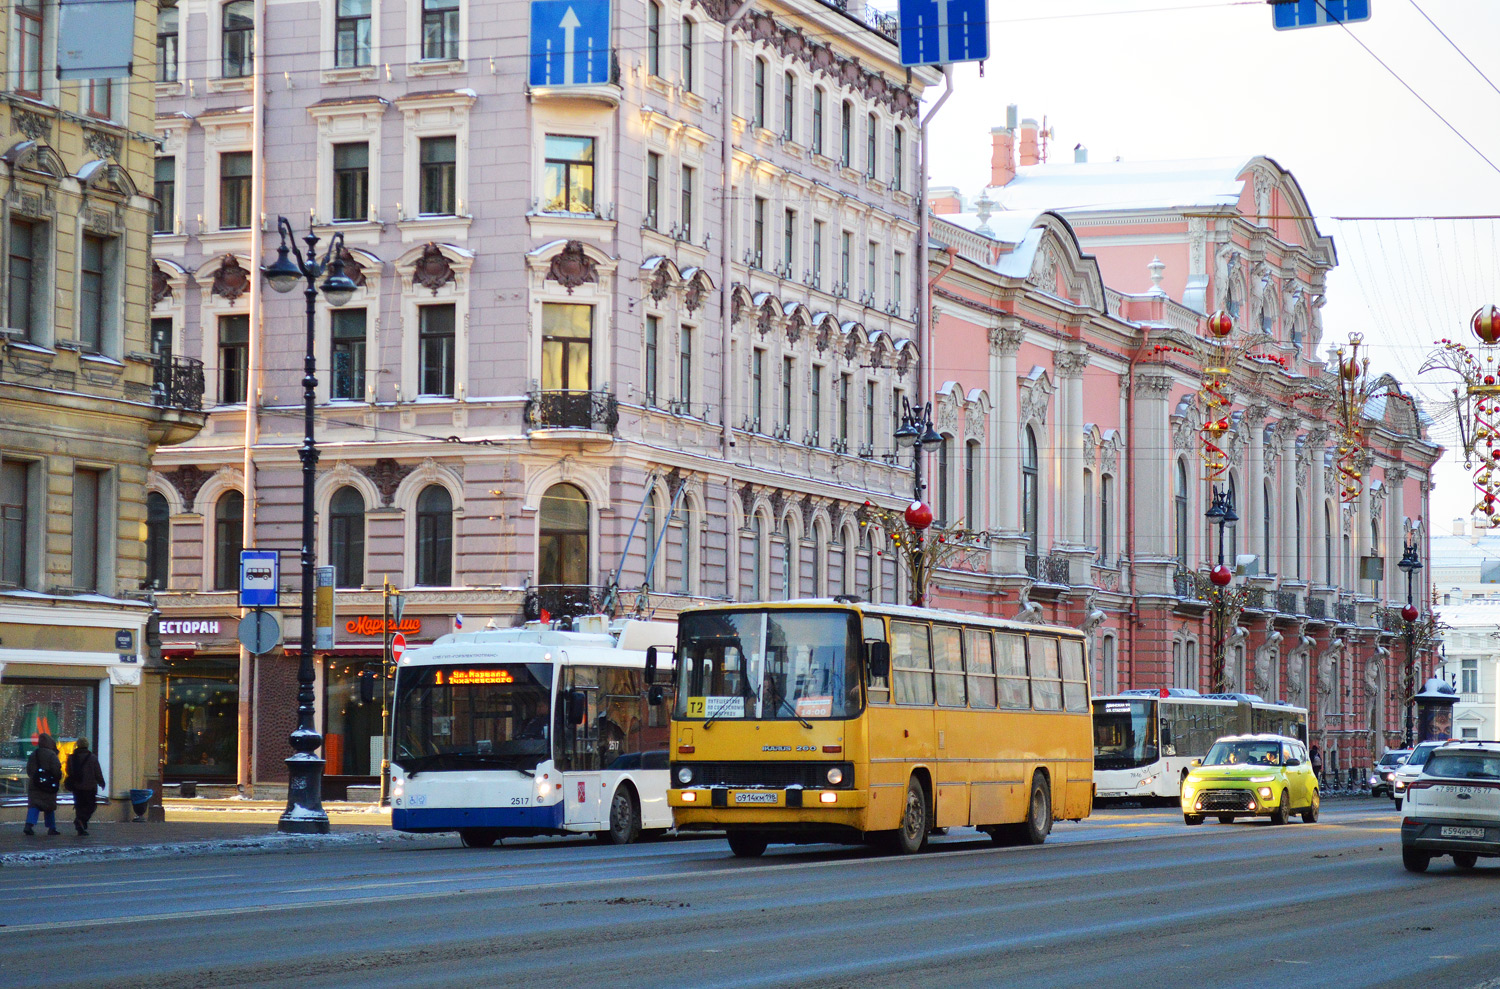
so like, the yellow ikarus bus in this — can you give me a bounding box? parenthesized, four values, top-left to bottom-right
(660, 600, 1094, 856)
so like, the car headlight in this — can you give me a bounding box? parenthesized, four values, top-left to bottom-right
(677, 767, 694, 785)
(1258, 787, 1273, 799)
(826, 767, 844, 785)
(1394, 780, 1406, 790)
(1384, 772, 1394, 781)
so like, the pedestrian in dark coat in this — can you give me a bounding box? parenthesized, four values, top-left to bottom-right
(65, 737, 107, 836)
(24, 732, 62, 836)
(1310, 744, 1324, 780)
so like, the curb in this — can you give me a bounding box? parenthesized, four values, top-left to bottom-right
(0, 828, 417, 869)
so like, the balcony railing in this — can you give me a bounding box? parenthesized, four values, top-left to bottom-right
(1335, 600, 1357, 625)
(1242, 586, 1267, 610)
(1024, 554, 1039, 579)
(153, 355, 205, 412)
(1040, 555, 1071, 586)
(1174, 571, 1208, 602)
(1305, 596, 1327, 620)
(1276, 590, 1300, 615)
(524, 389, 619, 433)
(817, 0, 899, 41)
(524, 584, 603, 623)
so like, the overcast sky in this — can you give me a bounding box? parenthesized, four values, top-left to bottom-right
(902, 0, 1500, 533)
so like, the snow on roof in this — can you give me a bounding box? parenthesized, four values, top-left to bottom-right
(984, 157, 1251, 214)
(1429, 533, 1500, 569)
(1434, 597, 1500, 627)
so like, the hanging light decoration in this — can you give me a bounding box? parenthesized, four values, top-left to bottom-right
(1331, 333, 1371, 504)
(1422, 306, 1500, 524)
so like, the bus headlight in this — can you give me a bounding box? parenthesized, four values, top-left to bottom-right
(677, 767, 694, 785)
(826, 767, 844, 785)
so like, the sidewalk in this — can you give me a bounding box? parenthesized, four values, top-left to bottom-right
(0, 799, 406, 868)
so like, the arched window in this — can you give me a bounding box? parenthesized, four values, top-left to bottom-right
(812, 88, 825, 155)
(752, 57, 766, 128)
(1022, 426, 1039, 559)
(1099, 474, 1114, 565)
(213, 490, 243, 590)
(811, 523, 824, 596)
(1174, 460, 1189, 567)
(892, 126, 905, 192)
(1263, 478, 1274, 573)
(221, 0, 254, 78)
(1226, 474, 1238, 562)
(1185, 640, 1199, 690)
(146, 491, 170, 590)
(329, 486, 366, 588)
(753, 513, 767, 599)
(677, 503, 695, 596)
(937, 437, 951, 526)
(680, 18, 695, 91)
(781, 518, 795, 600)
(537, 483, 586, 587)
(864, 531, 878, 603)
(1323, 502, 1333, 584)
(1098, 635, 1117, 694)
(1082, 469, 1094, 550)
(840, 100, 852, 164)
(965, 439, 979, 530)
(415, 484, 454, 586)
(1294, 494, 1305, 580)
(865, 112, 877, 178)
(642, 493, 659, 588)
(782, 71, 795, 140)
(646, 0, 661, 76)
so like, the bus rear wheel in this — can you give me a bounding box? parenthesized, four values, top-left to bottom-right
(1018, 774, 1052, 845)
(459, 829, 500, 848)
(726, 831, 768, 858)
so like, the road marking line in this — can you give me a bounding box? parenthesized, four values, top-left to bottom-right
(16, 873, 239, 892)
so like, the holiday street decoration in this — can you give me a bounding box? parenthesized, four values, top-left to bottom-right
(1422, 306, 1500, 525)
(1330, 334, 1371, 503)
(860, 501, 986, 606)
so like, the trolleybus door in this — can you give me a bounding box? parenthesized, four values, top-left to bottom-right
(558, 664, 604, 829)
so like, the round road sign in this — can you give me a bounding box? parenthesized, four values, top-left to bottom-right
(236, 611, 282, 655)
(391, 633, 407, 663)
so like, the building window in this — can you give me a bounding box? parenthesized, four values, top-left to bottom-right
(146, 491, 170, 590)
(219, 152, 253, 229)
(937, 439, 950, 525)
(752, 196, 766, 266)
(86, 79, 113, 120)
(6, 220, 36, 340)
(647, 0, 661, 76)
(809, 365, 821, 444)
(783, 208, 796, 273)
(781, 519, 794, 599)
(541, 302, 591, 392)
(645, 152, 660, 229)
(1263, 478, 1274, 571)
(154, 158, 176, 234)
(151, 318, 172, 360)
(893, 252, 904, 310)
(839, 373, 850, 444)
(866, 112, 877, 179)
(330, 309, 366, 401)
(1175, 459, 1189, 567)
(17, 0, 44, 97)
(680, 165, 694, 241)
(865, 380, 875, 447)
(1296, 495, 1305, 581)
(866, 240, 877, 298)
(222, 0, 254, 78)
(78, 234, 107, 353)
(812, 88, 825, 155)
(812, 221, 824, 289)
(893, 126, 904, 192)
(329, 486, 366, 587)
(335, 0, 372, 67)
(1100, 474, 1113, 564)
(538, 483, 589, 586)
(418, 304, 456, 396)
(333, 142, 369, 222)
(752, 57, 766, 129)
(418, 136, 457, 215)
(73, 468, 106, 590)
(421, 0, 459, 61)
(214, 491, 244, 590)
(751, 349, 764, 428)
(782, 356, 794, 429)
(1323, 501, 1333, 583)
(644, 315, 659, 406)
(840, 100, 852, 165)
(1461, 659, 1479, 695)
(1, 460, 29, 588)
(680, 18, 694, 91)
(218, 315, 249, 404)
(1083, 469, 1094, 548)
(414, 485, 453, 586)
(839, 231, 851, 295)
(157, 1, 180, 82)
(1023, 426, 1039, 557)
(542, 135, 594, 214)
(966, 439, 979, 528)
(782, 71, 795, 140)
(1226, 474, 1238, 561)
(678, 324, 692, 407)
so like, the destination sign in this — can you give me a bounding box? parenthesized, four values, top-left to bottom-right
(438, 669, 515, 685)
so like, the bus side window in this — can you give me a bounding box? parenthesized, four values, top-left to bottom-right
(994, 632, 1029, 709)
(890, 621, 934, 706)
(1059, 639, 1088, 712)
(557, 666, 601, 772)
(964, 628, 997, 709)
(1028, 636, 1063, 711)
(1159, 709, 1174, 756)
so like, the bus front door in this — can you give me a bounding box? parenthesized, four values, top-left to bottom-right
(559, 665, 604, 830)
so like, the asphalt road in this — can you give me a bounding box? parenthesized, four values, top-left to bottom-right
(2, 800, 1496, 989)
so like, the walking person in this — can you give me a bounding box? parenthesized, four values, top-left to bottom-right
(65, 737, 106, 836)
(23, 732, 62, 836)
(1309, 744, 1324, 781)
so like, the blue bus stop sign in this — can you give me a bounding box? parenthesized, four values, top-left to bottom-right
(530, 0, 611, 86)
(239, 549, 280, 609)
(898, 0, 989, 68)
(1272, 0, 1370, 30)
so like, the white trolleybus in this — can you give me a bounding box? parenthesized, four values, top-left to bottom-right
(1092, 689, 1307, 802)
(390, 617, 677, 847)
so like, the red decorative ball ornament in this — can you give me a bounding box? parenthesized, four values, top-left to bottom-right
(1472, 304, 1500, 345)
(904, 500, 933, 531)
(1210, 564, 1233, 586)
(1401, 604, 1419, 622)
(1206, 310, 1234, 339)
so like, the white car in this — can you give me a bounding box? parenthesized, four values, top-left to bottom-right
(1400, 740, 1500, 873)
(1391, 740, 1444, 807)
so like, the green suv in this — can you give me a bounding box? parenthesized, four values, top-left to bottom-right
(1181, 734, 1320, 826)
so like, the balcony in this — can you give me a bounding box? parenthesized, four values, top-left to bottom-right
(1335, 600, 1357, 625)
(817, 0, 899, 42)
(1305, 596, 1327, 621)
(1174, 571, 1209, 602)
(1024, 554, 1039, 579)
(152, 354, 206, 411)
(1242, 586, 1267, 611)
(524, 389, 619, 433)
(1275, 590, 1300, 615)
(525, 584, 603, 623)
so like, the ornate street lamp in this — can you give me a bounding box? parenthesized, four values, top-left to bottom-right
(1397, 534, 1424, 747)
(260, 218, 356, 834)
(894, 396, 943, 605)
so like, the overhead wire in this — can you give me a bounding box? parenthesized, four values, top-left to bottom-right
(1406, 0, 1500, 100)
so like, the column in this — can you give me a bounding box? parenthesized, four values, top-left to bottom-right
(1134, 369, 1175, 594)
(1276, 418, 1300, 581)
(1307, 426, 1328, 586)
(1055, 349, 1089, 547)
(989, 325, 1025, 573)
(1386, 463, 1407, 597)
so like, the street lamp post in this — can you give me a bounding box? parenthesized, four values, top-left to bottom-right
(893, 397, 944, 606)
(261, 217, 357, 834)
(1205, 485, 1237, 692)
(1398, 535, 1423, 747)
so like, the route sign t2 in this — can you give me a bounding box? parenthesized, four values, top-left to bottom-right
(1271, 0, 1370, 31)
(898, 0, 989, 68)
(530, 0, 611, 87)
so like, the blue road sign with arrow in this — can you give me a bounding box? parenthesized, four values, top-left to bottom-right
(530, 0, 611, 87)
(898, 0, 989, 68)
(1271, 0, 1370, 31)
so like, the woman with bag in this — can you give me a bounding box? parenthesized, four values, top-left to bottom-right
(23, 732, 62, 836)
(65, 737, 106, 836)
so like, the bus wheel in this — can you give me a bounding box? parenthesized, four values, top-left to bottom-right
(1019, 774, 1052, 845)
(883, 776, 930, 855)
(459, 829, 500, 848)
(727, 831, 768, 858)
(600, 786, 641, 845)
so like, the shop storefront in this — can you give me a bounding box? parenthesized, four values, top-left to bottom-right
(0, 679, 98, 797)
(160, 618, 241, 783)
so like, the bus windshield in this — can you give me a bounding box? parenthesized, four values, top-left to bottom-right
(1093, 699, 1158, 770)
(393, 663, 553, 774)
(674, 609, 862, 721)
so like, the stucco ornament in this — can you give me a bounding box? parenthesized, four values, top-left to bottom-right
(361, 458, 416, 507)
(413, 243, 457, 294)
(1031, 243, 1058, 295)
(337, 246, 368, 288)
(545, 241, 596, 295)
(151, 262, 173, 306)
(210, 255, 251, 302)
(162, 464, 213, 508)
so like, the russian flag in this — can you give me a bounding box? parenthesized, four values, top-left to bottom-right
(454, 614, 464, 630)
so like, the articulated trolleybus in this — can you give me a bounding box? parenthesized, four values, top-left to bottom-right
(390, 617, 676, 847)
(664, 600, 1095, 857)
(1092, 688, 1307, 802)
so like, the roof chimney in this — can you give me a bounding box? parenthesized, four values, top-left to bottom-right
(928, 185, 963, 215)
(1454, 517, 1466, 538)
(990, 126, 1016, 186)
(1074, 143, 1087, 164)
(1019, 117, 1040, 167)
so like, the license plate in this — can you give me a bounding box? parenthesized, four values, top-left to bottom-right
(733, 792, 779, 805)
(1440, 826, 1485, 838)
